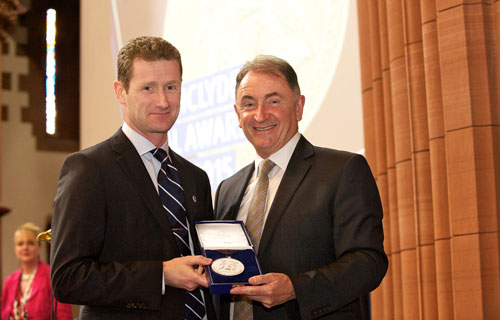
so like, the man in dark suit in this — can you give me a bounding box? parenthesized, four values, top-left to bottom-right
(214, 55, 388, 319)
(50, 36, 216, 319)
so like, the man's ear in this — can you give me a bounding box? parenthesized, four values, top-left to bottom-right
(295, 95, 305, 121)
(234, 104, 243, 128)
(113, 80, 127, 104)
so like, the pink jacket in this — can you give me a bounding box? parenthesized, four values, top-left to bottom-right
(1, 261, 73, 320)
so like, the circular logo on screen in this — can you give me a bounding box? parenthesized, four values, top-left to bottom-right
(163, 1, 350, 187)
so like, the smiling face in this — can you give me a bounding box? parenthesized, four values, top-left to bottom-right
(114, 58, 182, 147)
(234, 70, 305, 158)
(14, 230, 40, 265)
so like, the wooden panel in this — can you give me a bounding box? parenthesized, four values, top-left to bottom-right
(472, 126, 499, 232)
(420, 0, 437, 24)
(369, 0, 382, 78)
(403, 0, 423, 44)
(422, 20, 445, 140)
(437, 0, 495, 12)
(396, 160, 416, 250)
(447, 127, 499, 235)
(495, 1, 500, 124)
(407, 42, 430, 153)
(451, 234, 484, 319)
(437, 5, 473, 132)
(479, 232, 500, 318)
(382, 255, 395, 319)
(378, 175, 391, 254)
(362, 89, 377, 171)
(461, 4, 495, 126)
(414, 151, 434, 245)
(370, 0, 386, 176)
(378, 0, 390, 70)
(439, 4, 495, 131)
(382, 71, 395, 169)
(369, 0, 385, 178)
(388, 168, 400, 253)
(373, 78, 388, 176)
(446, 128, 479, 235)
(485, 0, 500, 126)
(429, 138, 450, 239)
(386, 0, 405, 60)
(357, 0, 373, 92)
(391, 252, 404, 319)
(420, 244, 438, 319)
(379, 0, 396, 172)
(401, 249, 420, 319)
(435, 238, 455, 319)
(390, 57, 411, 163)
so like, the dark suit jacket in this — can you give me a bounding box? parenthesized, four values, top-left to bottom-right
(214, 136, 387, 320)
(50, 129, 216, 320)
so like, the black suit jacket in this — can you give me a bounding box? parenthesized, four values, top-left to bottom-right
(214, 136, 387, 319)
(50, 129, 216, 319)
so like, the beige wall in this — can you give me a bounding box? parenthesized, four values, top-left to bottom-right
(80, 0, 121, 149)
(1, 34, 68, 280)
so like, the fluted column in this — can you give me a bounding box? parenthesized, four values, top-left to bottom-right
(357, 0, 500, 318)
(437, 0, 500, 318)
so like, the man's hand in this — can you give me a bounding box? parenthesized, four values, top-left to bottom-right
(230, 273, 296, 308)
(163, 256, 212, 291)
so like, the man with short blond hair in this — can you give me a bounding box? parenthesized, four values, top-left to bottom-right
(51, 36, 216, 320)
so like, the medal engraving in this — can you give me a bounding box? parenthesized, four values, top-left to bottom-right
(211, 257, 245, 276)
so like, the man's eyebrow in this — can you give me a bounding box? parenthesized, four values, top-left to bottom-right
(264, 92, 281, 99)
(135, 80, 180, 87)
(165, 80, 181, 85)
(240, 92, 281, 100)
(240, 95, 256, 101)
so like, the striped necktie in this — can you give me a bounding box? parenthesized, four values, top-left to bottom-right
(234, 159, 276, 320)
(152, 148, 206, 320)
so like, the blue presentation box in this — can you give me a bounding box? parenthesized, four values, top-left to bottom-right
(195, 220, 262, 294)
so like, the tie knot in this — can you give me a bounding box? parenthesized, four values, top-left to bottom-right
(151, 148, 169, 163)
(259, 159, 275, 177)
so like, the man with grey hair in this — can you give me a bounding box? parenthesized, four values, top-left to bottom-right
(215, 55, 387, 319)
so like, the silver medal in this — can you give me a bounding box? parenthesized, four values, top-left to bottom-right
(211, 257, 245, 276)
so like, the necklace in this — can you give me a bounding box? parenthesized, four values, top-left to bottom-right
(21, 271, 35, 282)
(13, 267, 37, 319)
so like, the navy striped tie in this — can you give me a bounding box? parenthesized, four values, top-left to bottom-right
(152, 148, 206, 320)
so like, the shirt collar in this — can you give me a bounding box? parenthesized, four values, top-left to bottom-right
(254, 132, 301, 174)
(121, 122, 169, 157)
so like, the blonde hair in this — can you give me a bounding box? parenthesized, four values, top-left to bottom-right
(14, 222, 41, 241)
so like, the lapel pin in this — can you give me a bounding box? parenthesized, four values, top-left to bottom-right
(192, 195, 197, 203)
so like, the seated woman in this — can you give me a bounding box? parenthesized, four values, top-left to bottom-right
(1, 222, 73, 320)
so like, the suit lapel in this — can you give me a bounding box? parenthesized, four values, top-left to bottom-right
(258, 136, 314, 257)
(218, 163, 254, 221)
(110, 129, 179, 254)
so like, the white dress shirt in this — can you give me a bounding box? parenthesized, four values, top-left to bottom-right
(229, 132, 300, 319)
(236, 132, 301, 225)
(122, 123, 207, 319)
